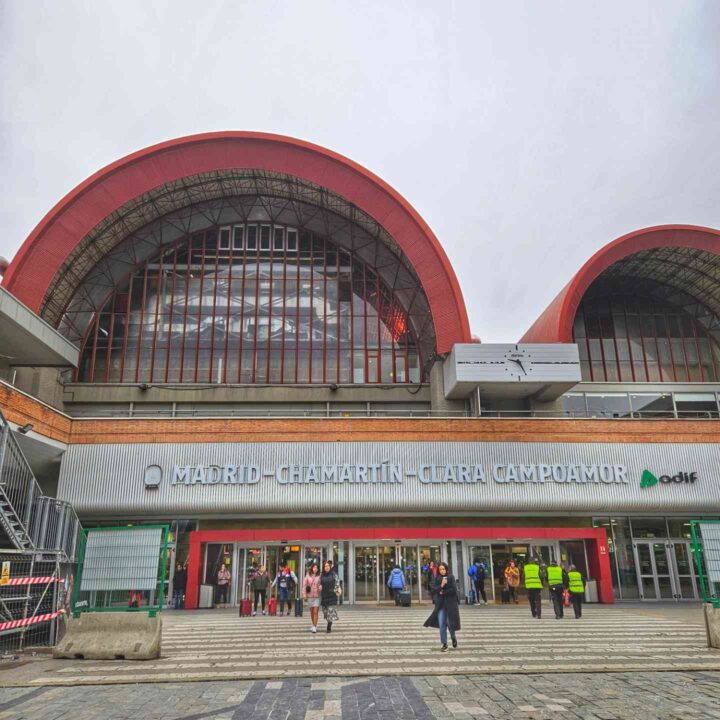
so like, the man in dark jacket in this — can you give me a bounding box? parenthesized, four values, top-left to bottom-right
(473, 559, 488, 605)
(173, 562, 187, 609)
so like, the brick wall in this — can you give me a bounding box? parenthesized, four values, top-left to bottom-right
(2, 381, 719, 446)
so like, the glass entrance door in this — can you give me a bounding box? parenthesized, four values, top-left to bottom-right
(378, 546, 395, 602)
(355, 546, 378, 600)
(397, 545, 420, 602)
(670, 542, 699, 600)
(634, 541, 675, 600)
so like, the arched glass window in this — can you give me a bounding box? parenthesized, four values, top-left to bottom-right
(573, 293, 720, 382)
(78, 224, 423, 384)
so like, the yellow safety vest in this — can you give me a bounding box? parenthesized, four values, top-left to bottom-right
(524, 563, 542, 589)
(568, 571, 584, 594)
(546, 565, 563, 585)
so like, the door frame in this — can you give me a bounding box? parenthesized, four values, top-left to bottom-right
(633, 540, 674, 601)
(185, 527, 613, 609)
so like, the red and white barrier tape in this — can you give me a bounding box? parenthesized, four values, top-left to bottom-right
(3, 577, 63, 586)
(0, 611, 61, 632)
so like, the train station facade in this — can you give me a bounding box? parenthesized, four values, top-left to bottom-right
(0, 132, 718, 609)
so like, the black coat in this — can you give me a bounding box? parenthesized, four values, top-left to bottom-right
(423, 573, 461, 633)
(174, 568, 187, 591)
(320, 571, 338, 605)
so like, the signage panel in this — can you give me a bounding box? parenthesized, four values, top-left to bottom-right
(56, 441, 720, 516)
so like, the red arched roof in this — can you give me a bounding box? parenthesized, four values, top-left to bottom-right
(2, 132, 470, 354)
(520, 224, 720, 343)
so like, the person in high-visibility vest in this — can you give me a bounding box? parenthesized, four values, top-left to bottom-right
(567, 565, 585, 619)
(523, 558, 544, 619)
(546, 562, 568, 619)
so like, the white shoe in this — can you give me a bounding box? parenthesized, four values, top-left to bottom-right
(252, 611, 257, 616)
(311, 625, 317, 633)
(262, 610, 267, 615)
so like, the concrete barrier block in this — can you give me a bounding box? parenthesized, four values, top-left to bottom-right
(704, 604, 720, 649)
(53, 612, 162, 660)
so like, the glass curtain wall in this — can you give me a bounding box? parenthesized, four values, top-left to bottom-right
(573, 294, 720, 382)
(78, 224, 423, 385)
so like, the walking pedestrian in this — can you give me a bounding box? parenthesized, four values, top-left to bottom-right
(387, 564, 406, 602)
(216, 563, 232, 608)
(303, 562, 322, 633)
(426, 561, 438, 592)
(567, 565, 585, 619)
(472, 559, 488, 605)
(271, 562, 297, 616)
(546, 560, 568, 619)
(320, 560, 341, 633)
(504, 560, 520, 604)
(250, 564, 270, 616)
(423, 561, 461, 652)
(173, 561, 187, 609)
(523, 557, 544, 619)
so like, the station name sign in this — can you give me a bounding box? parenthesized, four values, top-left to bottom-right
(144, 462, 630, 488)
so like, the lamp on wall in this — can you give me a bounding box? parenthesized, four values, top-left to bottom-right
(18, 423, 33, 434)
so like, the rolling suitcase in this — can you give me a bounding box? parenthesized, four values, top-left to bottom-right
(501, 589, 510, 604)
(397, 591, 411, 607)
(267, 597, 277, 616)
(240, 598, 252, 617)
(294, 598, 303, 617)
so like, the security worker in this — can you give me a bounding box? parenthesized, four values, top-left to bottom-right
(523, 557, 544, 619)
(546, 561, 567, 619)
(567, 565, 585, 619)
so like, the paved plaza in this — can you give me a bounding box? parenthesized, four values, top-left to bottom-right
(1, 672, 720, 720)
(0, 604, 719, 718)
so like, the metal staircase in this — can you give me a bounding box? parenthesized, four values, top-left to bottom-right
(0, 421, 37, 551)
(0, 411, 80, 559)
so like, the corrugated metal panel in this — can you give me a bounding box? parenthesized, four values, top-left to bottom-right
(58, 441, 720, 516)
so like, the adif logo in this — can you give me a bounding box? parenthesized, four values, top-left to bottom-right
(640, 469, 697, 488)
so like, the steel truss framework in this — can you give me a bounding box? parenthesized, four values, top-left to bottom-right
(572, 247, 720, 382)
(51, 171, 438, 383)
(76, 221, 425, 385)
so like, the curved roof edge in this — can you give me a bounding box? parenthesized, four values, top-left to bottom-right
(2, 131, 471, 354)
(520, 224, 720, 343)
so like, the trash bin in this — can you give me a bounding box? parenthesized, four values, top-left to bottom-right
(585, 579, 598, 603)
(199, 584, 215, 608)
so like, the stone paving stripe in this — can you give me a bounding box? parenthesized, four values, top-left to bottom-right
(0, 686, 50, 712)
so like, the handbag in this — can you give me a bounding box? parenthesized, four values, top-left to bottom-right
(305, 584, 311, 594)
(563, 589, 571, 607)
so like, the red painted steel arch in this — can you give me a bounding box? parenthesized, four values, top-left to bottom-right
(2, 132, 471, 353)
(520, 224, 720, 343)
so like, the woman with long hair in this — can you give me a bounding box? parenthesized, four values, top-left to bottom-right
(423, 561, 461, 652)
(303, 562, 322, 633)
(320, 560, 341, 633)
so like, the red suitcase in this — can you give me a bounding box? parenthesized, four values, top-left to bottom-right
(267, 597, 277, 616)
(240, 598, 252, 617)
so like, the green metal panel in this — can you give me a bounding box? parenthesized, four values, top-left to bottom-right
(690, 520, 720, 609)
(72, 525, 170, 618)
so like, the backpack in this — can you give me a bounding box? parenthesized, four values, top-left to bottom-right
(476, 563, 486, 581)
(467, 564, 478, 579)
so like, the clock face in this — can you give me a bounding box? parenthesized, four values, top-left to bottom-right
(504, 348, 532, 376)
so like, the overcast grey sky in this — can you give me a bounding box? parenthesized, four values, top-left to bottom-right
(1, 1, 719, 342)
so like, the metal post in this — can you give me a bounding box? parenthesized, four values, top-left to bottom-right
(18, 553, 35, 652)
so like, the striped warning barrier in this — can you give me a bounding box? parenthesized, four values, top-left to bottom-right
(0, 611, 61, 633)
(3, 577, 62, 586)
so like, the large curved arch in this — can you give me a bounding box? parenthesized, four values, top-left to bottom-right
(2, 132, 470, 354)
(520, 224, 720, 343)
